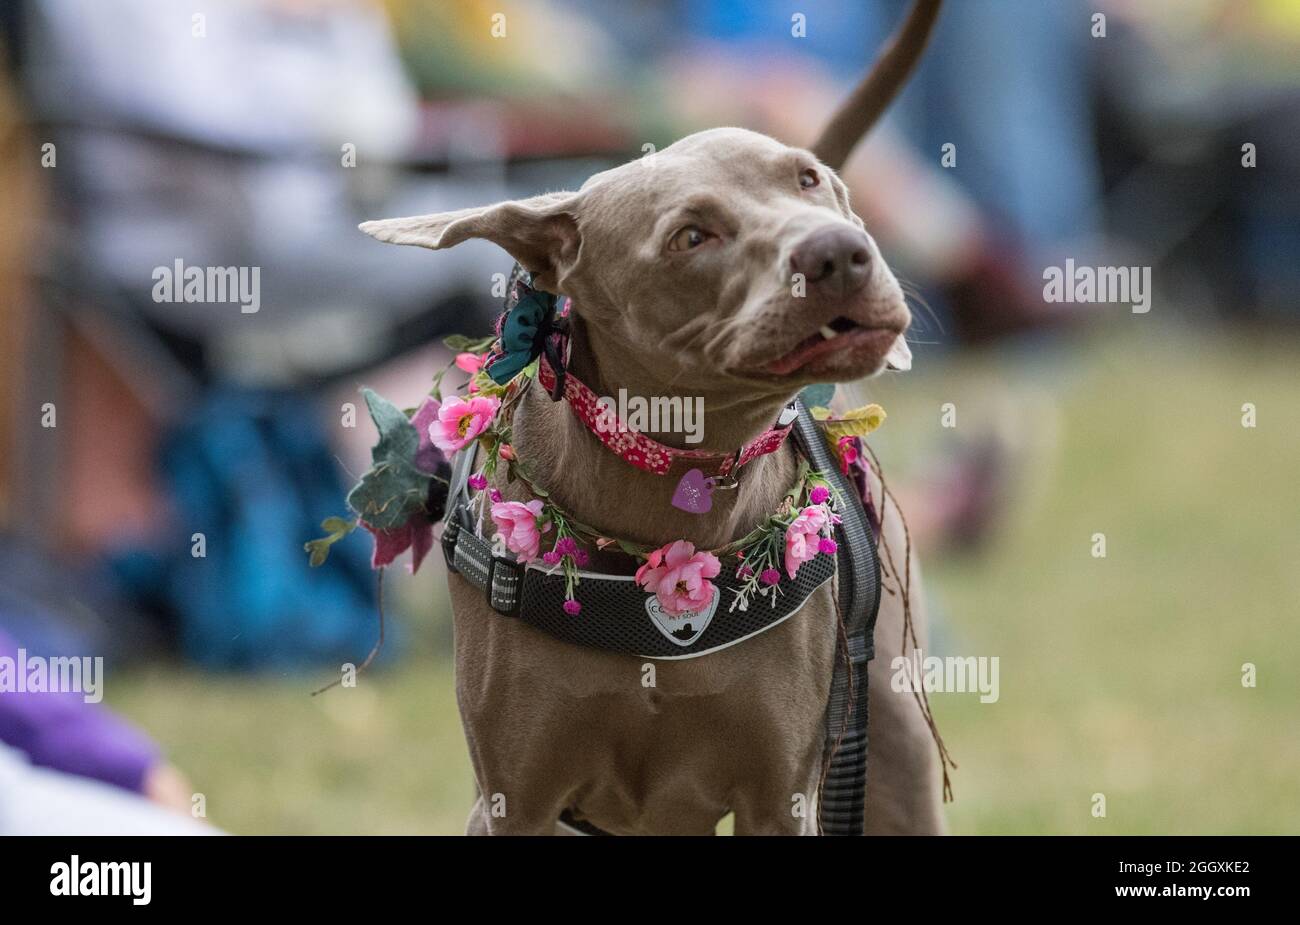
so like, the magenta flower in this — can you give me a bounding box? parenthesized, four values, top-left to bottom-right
(468, 473, 488, 491)
(809, 485, 829, 505)
(563, 599, 582, 616)
(819, 537, 838, 555)
(838, 435, 860, 474)
(430, 394, 500, 453)
(489, 489, 503, 503)
(784, 505, 830, 578)
(635, 540, 721, 616)
(542, 550, 562, 566)
(489, 499, 550, 561)
(363, 514, 434, 574)
(760, 568, 781, 586)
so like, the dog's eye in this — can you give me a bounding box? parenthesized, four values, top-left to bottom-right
(799, 168, 819, 189)
(668, 226, 711, 252)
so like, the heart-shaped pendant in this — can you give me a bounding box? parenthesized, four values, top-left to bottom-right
(671, 468, 715, 514)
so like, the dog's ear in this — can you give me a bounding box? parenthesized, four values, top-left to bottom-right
(359, 191, 581, 291)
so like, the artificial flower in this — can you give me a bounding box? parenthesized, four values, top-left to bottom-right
(455, 352, 485, 374)
(363, 513, 434, 574)
(430, 394, 500, 453)
(490, 499, 550, 561)
(635, 540, 721, 616)
(837, 435, 860, 474)
(784, 504, 830, 578)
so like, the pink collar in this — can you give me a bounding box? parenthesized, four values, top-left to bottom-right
(536, 350, 795, 477)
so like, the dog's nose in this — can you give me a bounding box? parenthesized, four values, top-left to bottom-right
(789, 226, 872, 297)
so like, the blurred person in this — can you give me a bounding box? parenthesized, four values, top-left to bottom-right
(4, 0, 516, 665)
(0, 628, 214, 834)
(1095, 0, 1300, 320)
(0, 746, 214, 835)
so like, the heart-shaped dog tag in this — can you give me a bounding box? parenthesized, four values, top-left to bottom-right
(671, 468, 715, 514)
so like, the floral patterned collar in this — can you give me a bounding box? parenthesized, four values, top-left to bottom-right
(535, 349, 796, 479)
(484, 271, 795, 480)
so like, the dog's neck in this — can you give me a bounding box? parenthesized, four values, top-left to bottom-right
(566, 316, 793, 454)
(509, 317, 800, 553)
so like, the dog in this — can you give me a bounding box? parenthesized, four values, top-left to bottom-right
(360, 0, 945, 835)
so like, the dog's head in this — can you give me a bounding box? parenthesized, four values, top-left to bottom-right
(362, 128, 909, 393)
(362, 1, 939, 400)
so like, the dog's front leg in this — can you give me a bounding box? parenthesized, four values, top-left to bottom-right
(729, 736, 825, 836)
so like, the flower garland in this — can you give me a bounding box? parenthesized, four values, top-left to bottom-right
(308, 295, 883, 621)
(444, 355, 842, 617)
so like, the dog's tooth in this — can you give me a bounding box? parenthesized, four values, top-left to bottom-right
(819, 325, 838, 340)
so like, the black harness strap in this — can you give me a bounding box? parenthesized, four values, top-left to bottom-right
(789, 400, 882, 836)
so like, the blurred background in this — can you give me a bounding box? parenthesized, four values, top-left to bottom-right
(0, 0, 1296, 834)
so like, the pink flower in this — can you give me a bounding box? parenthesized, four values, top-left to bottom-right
(634, 540, 721, 616)
(498, 443, 515, 462)
(784, 505, 829, 578)
(838, 435, 859, 474)
(430, 395, 499, 453)
(489, 499, 549, 561)
(563, 599, 582, 616)
(455, 352, 484, 374)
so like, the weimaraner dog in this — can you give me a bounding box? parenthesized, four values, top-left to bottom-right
(361, 0, 946, 835)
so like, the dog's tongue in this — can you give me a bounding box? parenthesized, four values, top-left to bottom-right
(764, 331, 841, 376)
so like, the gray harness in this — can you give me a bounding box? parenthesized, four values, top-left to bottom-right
(441, 399, 881, 834)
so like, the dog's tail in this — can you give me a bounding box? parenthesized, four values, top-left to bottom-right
(811, 0, 943, 170)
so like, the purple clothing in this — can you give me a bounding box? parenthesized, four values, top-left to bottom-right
(0, 631, 159, 793)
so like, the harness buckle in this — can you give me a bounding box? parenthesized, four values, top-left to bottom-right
(485, 554, 523, 615)
(441, 518, 461, 573)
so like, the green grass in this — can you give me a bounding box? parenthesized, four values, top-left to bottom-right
(109, 326, 1300, 834)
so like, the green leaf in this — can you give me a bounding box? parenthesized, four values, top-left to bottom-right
(443, 333, 495, 352)
(305, 538, 332, 568)
(346, 388, 432, 531)
(321, 516, 355, 536)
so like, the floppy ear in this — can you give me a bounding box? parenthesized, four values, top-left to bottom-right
(359, 190, 581, 292)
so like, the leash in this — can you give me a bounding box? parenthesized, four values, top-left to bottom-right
(790, 400, 882, 835)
